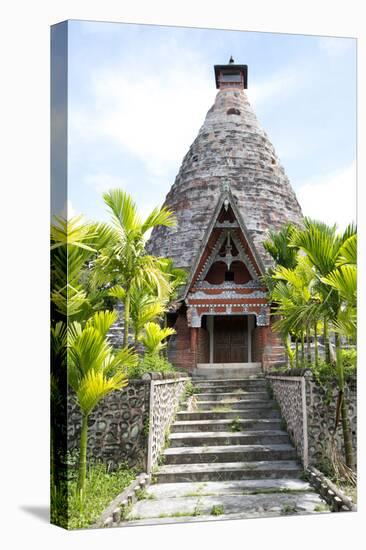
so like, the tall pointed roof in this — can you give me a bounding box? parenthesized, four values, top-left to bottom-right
(147, 60, 303, 271)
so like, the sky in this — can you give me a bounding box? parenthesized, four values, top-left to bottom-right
(67, 20, 357, 231)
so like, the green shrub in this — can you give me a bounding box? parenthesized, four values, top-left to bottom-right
(310, 349, 356, 387)
(127, 353, 176, 378)
(51, 462, 136, 529)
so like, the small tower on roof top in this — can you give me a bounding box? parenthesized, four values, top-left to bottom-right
(214, 57, 248, 89)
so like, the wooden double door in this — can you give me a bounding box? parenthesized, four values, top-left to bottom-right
(213, 315, 248, 363)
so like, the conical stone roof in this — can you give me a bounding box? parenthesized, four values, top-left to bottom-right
(147, 79, 303, 272)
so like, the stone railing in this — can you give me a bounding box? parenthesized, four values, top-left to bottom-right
(267, 374, 309, 467)
(267, 370, 357, 469)
(67, 374, 188, 473)
(147, 377, 188, 473)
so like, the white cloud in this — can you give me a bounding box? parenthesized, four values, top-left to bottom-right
(248, 66, 306, 108)
(69, 53, 215, 179)
(84, 172, 127, 194)
(296, 161, 356, 231)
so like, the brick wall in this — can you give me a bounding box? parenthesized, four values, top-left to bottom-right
(198, 326, 210, 363)
(167, 312, 196, 372)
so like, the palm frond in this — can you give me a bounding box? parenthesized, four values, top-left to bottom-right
(337, 234, 357, 266)
(138, 322, 176, 354)
(86, 309, 118, 338)
(141, 206, 176, 234)
(321, 265, 357, 305)
(103, 189, 141, 234)
(76, 369, 128, 416)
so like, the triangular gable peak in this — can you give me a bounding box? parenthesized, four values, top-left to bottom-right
(184, 185, 266, 297)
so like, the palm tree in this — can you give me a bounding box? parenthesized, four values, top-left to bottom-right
(51, 215, 115, 502)
(114, 284, 166, 345)
(51, 215, 114, 322)
(138, 322, 176, 355)
(67, 310, 138, 497)
(270, 256, 318, 368)
(290, 219, 357, 469)
(263, 222, 299, 270)
(93, 189, 176, 346)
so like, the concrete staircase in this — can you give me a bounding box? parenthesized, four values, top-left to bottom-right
(122, 369, 328, 525)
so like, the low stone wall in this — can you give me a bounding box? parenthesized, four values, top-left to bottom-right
(267, 371, 357, 469)
(67, 380, 150, 470)
(147, 377, 188, 472)
(68, 374, 188, 472)
(307, 467, 356, 512)
(306, 377, 356, 467)
(267, 374, 308, 467)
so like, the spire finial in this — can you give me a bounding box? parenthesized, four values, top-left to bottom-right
(229, 55, 234, 64)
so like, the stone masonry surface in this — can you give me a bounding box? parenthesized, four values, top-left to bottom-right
(67, 381, 150, 470)
(68, 376, 188, 472)
(267, 372, 357, 468)
(147, 88, 303, 275)
(147, 378, 188, 472)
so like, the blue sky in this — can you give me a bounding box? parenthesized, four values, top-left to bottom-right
(67, 20, 356, 230)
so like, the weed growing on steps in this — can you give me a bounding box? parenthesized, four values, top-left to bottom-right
(157, 500, 203, 519)
(210, 505, 225, 516)
(266, 382, 274, 399)
(212, 405, 232, 413)
(183, 483, 207, 497)
(184, 380, 201, 398)
(135, 487, 156, 501)
(229, 417, 242, 432)
(299, 471, 309, 482)
(281, 504, 297, 515)
(193, 498, 203, 516)
(280, 419, 288, 431)
(314, 502, 328, 514)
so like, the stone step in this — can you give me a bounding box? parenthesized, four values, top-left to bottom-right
(180, 399, 274, 410)
(171, 418, 283, 433)
(193, 373, 263, 381)
(196, 391, 269, 401)
(163, 444, 297, 464)
(144, 478, 314, 498)
(169, 430, 291, 447)
(192, 375, 264, 382)
(194, 380, 267, 390)
(155, 460, 302, 483)
(125, 490, 324, 523)
(175, 409, 281, 421)
(195, 382, 267, 395)
(196, 363, 262, 369)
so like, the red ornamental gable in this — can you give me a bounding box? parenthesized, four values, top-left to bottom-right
(184, 185, 270, 328)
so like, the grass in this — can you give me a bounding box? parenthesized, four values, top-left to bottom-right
(314, 503, 330, 512)
(229, 417, 242, 432)
(281, 504, 297, 515)
(280, 419, 288, 431)
(184, 483, 208, 497)
(157, 500, 203, 519)
(210, 505, 225, 516)
(135, 487, 156, 501)
(51, 462, 136, 529)
(184, 380, 201, 398)
(212, 405, 232, 413)
(299, 471, 309, 482)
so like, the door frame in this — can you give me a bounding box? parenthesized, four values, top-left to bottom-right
(206, 313, 255, 364)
